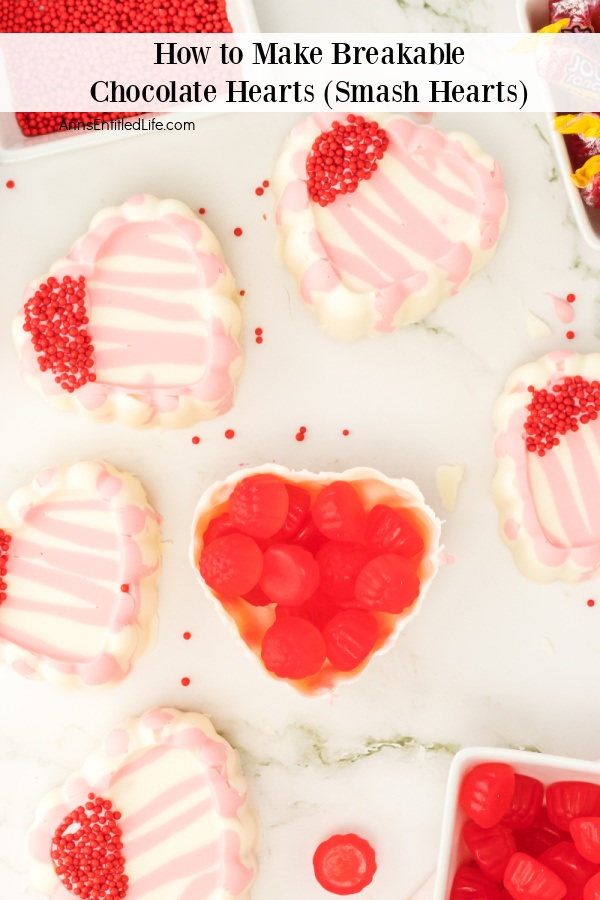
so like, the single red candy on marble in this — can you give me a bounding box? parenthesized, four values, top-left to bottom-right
(316, 541, 371, 600)
(273, 484, 311, 542)
(312, 833, 377, 895)
(261, 617, 326, 679)
(259, 544, 320, 606)
(51, 793, 128, 900)
(539, 841, 599, 896)
(546, 783, 600, 832)
(312, 481, 367, 542)
(23, 274, 95, 393)
(451, 864, 504, 900)
(503, 776, 545, 831)
(464, 821, 517, 882)
(228, 475, 289, 539)
(353, 554, 420, 614)
(459, 763, 516, 829)
(322, 609, 378, 671)
(365, 504, 424, 558)
(200, 533, 263, 598)
(516, 808, 568, 859)
(571, 818, 600, 864)
(504, 853, 566, 899)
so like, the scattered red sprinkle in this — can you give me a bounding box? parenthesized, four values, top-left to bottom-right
(566, 331, 575, 340)
(262, 180, 269, 188)
(225, 429, 235, 439)
(255, 187, 264, 197)
(255, 328, 263, 335)
(342, 429, 350, 436)
(191, 436, 200, 445)
(120, 584, 129, 593)
(567, 293, 576, 303)
(0, 529, 11, 604)
(51, 793, 128, 900)
(183, 631, 192, 640)
(239, 290, 246, 297)
(198, 208, 206, 215)
(295, 432, 305, 442)
(233, 227, 243, 237)
(256, 336, 263, 344)
(5, 180, 14, 189)
(588, 599, 596, 607)
(23, 274, 95, 392)
(307, 115, 389, 207)
(181, 677, 190, 686)
(299, 426, 307, 434)
(524, 375, 600, 456)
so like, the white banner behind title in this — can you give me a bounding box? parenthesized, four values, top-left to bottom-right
(0, 33, 599, 113)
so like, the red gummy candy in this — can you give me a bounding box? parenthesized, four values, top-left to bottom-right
(228, 475, 289, 539)
(278, 591, 342, 631)
(203, 513, 237, 545)
(312, 481, 366, 542)
(539, 841, 599, 895)
(546, 783, 600, 832)
(463, 821, 517, 882)
(504, 853, 566, 899)
(316, 541, 371, 600)
(295, 518, 328, 555)
(273, 484, 311, 542)
(451, 865, 504, 900)
(353, 554, 420, 614)
(516, 809, 568, 859)
(200, 533, 263, 598)
(242, 584, 273, 607)
(503, 776, 545, 832)
(259, 544, 320, 606)
(585, 871, 600, 900)
(365, 504, 424, 558)
(322, 609, 378, 671)
(571, 818, 600, 864)
(459, 763, 516, 829)
(312, 833, 377, 895)
(261, 617, 326, 679)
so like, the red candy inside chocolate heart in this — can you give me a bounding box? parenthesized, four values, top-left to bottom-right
(51, 793, 128, 899)
(306, 115, 390, 208)
(23, 274, 96, 393)
(0, 528, 11, 606)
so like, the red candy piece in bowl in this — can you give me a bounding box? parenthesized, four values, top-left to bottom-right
(191, 465, 442, 695)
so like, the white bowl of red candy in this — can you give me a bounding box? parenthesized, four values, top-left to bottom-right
(435, 745, 600, 899)
(191, 465, 442, 695)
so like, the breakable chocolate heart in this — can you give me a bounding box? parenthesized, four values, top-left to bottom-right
(23, 274, 94, 393)
(0, 460, 161, 687)
(273, 113, 508, 340)
(14, 195, 243, 429)
(191, 464, 442, 695)
(306, 115, 389, 207)
(29, 708, 258, 900)
(494, 351, 600, 582)
(52, 794, 127, 899)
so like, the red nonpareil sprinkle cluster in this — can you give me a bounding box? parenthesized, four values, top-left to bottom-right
(295, 426, 307, 442)
(306, 115, 389, 207)
(0, 529, 11, 604)
(23, 275, 95, 393)
(524, 376, 600, 456)
(51, 793, 128, 900)
(1, 0, 231, 33)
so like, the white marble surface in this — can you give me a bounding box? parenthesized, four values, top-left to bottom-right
(2, 6, 600, 897)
